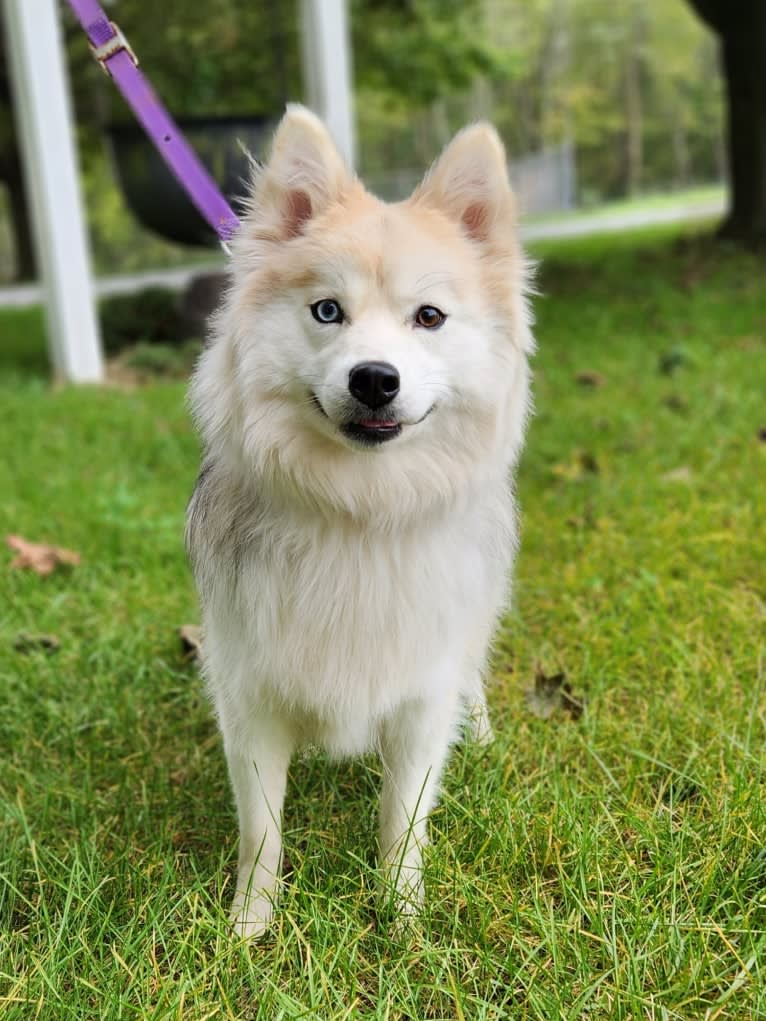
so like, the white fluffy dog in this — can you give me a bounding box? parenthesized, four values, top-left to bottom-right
(186, 105, 533, 938)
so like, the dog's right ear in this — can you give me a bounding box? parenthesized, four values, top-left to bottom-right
(245, 105, 353, 242)
(411, 123, 516, 246)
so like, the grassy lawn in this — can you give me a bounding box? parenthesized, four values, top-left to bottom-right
(522, 185, 726, 228)
(1, 226, 764, 1019)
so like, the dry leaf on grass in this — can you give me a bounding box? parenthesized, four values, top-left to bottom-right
(661, 466, 693, 484)
(734, 336, 762, 353)
(524, 669, 584, 721)
(663, 394, 688, 413)
(13, 632, 61, 654)
(658, 348, 689, 375)
(6, 535, 80, 575)
(551, 449, 600, 482)
(575, 370, 606, 388)
(179, 625, 203, 661)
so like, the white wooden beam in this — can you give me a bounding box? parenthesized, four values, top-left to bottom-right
(3, 0, 104, 382)
(300, 0, 356, 168)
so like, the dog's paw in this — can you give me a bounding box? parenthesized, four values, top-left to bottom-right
(229, 893, 275, 941)
(379, 861, 424, 919)
(394, 882, 424, 919)
(467, 702, 494, 745)
(380, 880, 425, 940)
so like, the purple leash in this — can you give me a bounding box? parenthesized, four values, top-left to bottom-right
(64, 0, 241, 247)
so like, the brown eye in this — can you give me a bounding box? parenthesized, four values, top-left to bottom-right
(415, 305, 446, 330)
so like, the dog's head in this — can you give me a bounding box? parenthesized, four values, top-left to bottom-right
(192, 106, 533, 521)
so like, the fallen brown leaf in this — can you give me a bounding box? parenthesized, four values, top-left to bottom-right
(658, 348, 689, 375)
(13, 632, 61, 654)
(734, 336, 763, 352)
(551, 450, 600, 482)
(179, 624, 203, 661)
(524, 668, 584, 721)
(575, 370, 606, 388)
(6, 535, 80, 575)
(661, 466, 693, 484)
(663, 394, 688, 413)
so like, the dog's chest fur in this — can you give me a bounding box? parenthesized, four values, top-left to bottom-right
(187, 462, 515, 756)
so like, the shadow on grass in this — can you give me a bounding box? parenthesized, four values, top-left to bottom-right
(0, 305, 49, 380)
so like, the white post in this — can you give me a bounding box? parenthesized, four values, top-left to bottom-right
(300, 0, 356, 168)
(3, 0, 104, 382)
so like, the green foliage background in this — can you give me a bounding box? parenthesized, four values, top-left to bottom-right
(63, 0, 726, 192)
(0, 1, 725, 278)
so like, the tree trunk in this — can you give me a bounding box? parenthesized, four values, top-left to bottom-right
(672, 109, 690, 189)
(719, 21, 766, 240)
(624, 50, 643, 195)
(540, 0, 571, 144)
(687, 0, 766, 243)
(624, 7, 644, 197)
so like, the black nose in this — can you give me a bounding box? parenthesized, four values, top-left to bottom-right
(348, 361, 400, 409)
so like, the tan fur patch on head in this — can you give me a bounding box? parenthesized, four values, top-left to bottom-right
(243, 178, 525, 336)
(237, 107, 530, 351)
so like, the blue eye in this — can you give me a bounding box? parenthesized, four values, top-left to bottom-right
(311, 299, 344, 324)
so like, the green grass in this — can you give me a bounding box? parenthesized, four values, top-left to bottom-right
(523, 184, 725, 227)
(0, 305, 49, 380)
(1, 227, 765, 1020)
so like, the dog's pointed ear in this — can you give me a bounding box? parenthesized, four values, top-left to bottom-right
(246, 105, 353, 241)
(412, 124, 515, 243)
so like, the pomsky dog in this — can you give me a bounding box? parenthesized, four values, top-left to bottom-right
(186, 105, 534, 938)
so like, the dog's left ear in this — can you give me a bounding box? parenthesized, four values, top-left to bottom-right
(412, 124, 516, 243)
(245, 104, 354, 242)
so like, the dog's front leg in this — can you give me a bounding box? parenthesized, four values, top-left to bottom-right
(378, 694, 459, 917)
(222, 710, 294, 940)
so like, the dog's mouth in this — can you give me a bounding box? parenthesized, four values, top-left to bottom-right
(341, 419, 402, 446)
(310, 392, 431, 447)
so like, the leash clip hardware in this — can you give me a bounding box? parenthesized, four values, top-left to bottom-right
(90, 22, 138, 77)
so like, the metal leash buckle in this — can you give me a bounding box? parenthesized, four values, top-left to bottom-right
(89, 21, 138, 77)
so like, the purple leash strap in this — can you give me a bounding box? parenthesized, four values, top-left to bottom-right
(64, 0, 241, 247)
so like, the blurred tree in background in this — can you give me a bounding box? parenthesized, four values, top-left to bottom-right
(0, 0, 736, 280)
(686, 0, 766, 242)
(413, 0, 723, 200)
